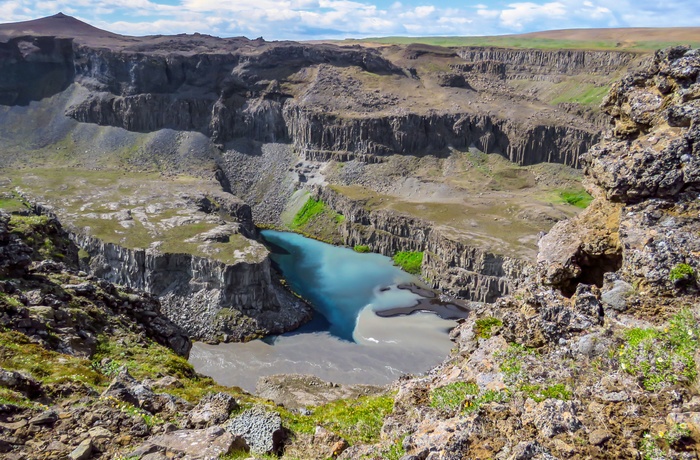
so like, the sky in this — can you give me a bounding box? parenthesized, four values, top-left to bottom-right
(1, 0, 699, 40)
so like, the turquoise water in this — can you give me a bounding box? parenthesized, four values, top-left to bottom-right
(189, 231, 457, 391)
(261, 230, 422, 341)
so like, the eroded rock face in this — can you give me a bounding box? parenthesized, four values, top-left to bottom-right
(539, 46, 700, 295)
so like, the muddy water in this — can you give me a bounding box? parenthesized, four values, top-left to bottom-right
(189, 230, 458, 392)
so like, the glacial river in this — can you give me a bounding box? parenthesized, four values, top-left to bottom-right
(189, 230, 458, 392)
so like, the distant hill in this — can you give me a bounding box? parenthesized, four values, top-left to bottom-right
(0, 12, 125, 45)
(337, 27, 700, 51)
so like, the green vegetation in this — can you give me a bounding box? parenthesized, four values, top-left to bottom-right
(551, 84, 610, 106)
(618, 308, 700, 391)
(520, 383, 572, 403)
(639, 423, 692, 460)
(0, 194, 29, 214)
(354, 244, 371, 253)
(8, 214, 51, 234)
(497, 343, 536, 385)
(430, 381, 479, 410)
(429, 381, 508, 413)
(291, 198, 327, 229)
(669, 263, 695, 282)
(279, 394, 395, 445)
(0, 330, 105, 387)
(392, 251, 423, 275)
(474, 317, 503, 339)
(341, 36, 700, 52)
(558, 189, 593, 209)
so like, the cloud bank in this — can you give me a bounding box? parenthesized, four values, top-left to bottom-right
(4, 0, 699, 40)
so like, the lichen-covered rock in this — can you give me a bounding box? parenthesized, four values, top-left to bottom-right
(130, 426, 243, 460)
(186, 392, 239, 428)
(223, 406, 286, 455)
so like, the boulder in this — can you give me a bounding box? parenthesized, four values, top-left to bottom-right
(224, 406, 286, 454)
(187, 392, 239, 428)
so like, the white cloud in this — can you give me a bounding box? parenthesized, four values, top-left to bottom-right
(1, 0, 699, 40)
(499, 2, 567, 30)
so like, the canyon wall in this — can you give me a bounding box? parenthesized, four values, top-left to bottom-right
(0, 35, 630, 168)
(71, 233, 310, 342)
(24, 200, 311, 343)
(314, 186, 532, 302)
(455, 47, 637, 80)
(285, 106, 593, 167)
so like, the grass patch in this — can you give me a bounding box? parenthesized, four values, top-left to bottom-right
(474, 317, 503, 339)
(551, 84, 610, 106)
(618, 308, 700, 391)
(354, 245, 371, 253)
(341, 36, 700, 51)
(0, 194, 29, 214)
(279, 394, 394, 445)
(670, 263, 695, 282)
(392, 251, 423, 275)
(430, 381, 479, 410)
(520, 383, 572, 403)
(497, 343, 536, 385)
(429, 381, 508, 413)
(557, 189, 593, 209)
(291, 198, 327, 229)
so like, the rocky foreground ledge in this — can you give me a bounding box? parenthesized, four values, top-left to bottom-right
(1, 46, 700, 460)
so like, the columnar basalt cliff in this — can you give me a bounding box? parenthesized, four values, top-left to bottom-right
(286, 107, 593, 166)
(314, 186, 531, 302)
(456, 47, 637, 80)
(72, 232, 311, 343)
(0, 14, 632, 169)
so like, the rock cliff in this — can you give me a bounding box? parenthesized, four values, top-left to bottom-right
(73, 232, 311, 343)
(0, 15, 633, 168)
(314, 186, 530, 302)
(456, 47, 636, 80)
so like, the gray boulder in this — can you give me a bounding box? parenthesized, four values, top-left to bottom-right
(224, 406, 286, 454)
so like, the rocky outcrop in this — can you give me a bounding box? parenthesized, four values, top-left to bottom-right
(539, 46, 700, 296)
(0, 36, 74, 105)
(72, 232, 311, 342)
(0, 210, 192, 357)
(285, 106, 594, 167)
(456, 47, 637, 81)
(314, 186, 531, 302)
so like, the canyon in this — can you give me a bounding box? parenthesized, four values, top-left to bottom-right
(1, 11, 700, 460)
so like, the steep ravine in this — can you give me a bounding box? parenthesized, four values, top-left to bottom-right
(312, 186, 531, 302)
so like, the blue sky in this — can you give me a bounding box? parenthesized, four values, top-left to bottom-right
(1, 0, 699, 40)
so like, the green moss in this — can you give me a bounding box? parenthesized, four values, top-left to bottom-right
(354, 245, 371, 253)
(291, 198, 327, 229)
(670, 263, 695, 282)
(278, 394, 395, 445)
(619, 308, 700, 391)
(474, 317, 503, 339)
(557, 189, 593, 209)
(0, 330, 104, 387)
(392, 251, 423, 275)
